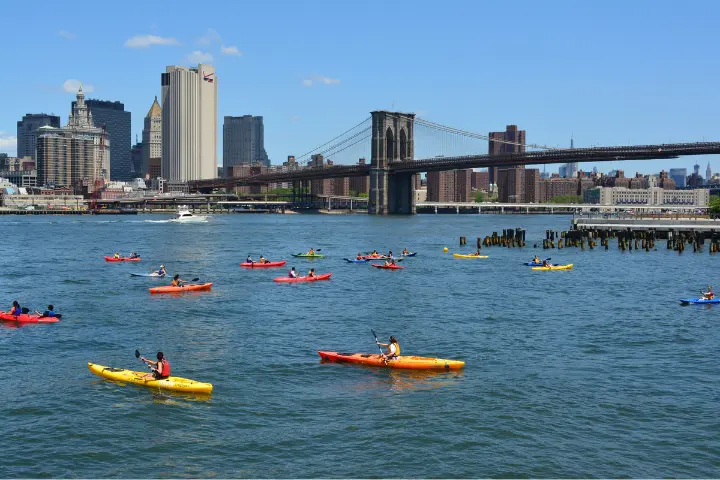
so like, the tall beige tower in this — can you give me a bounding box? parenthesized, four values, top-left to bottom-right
(141, 96, 162, 177)
(161, 64, 218, 181)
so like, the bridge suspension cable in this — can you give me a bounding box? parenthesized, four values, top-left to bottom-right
(295, 116, 371, 162)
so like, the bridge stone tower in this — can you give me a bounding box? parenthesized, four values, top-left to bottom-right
(369, 110, 416, 215)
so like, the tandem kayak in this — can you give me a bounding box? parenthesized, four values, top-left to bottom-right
(680, 298, 720, 305)
(274, 273, 332, 283)
(291, 253, 325, 258)
(0, 312, 60, 323)
(240, 261, 287, 268)
(87, 362, 213, 393)
(371, 264, 404, 270)
(104, 256, 141, 262)
(452, 253, 489, 259)
(318, 351, 465, 370)
(531, 264, 574, 271)
(344, 258, 368, 263)
(149, 283, 213, 294)
(130, 273, 165, 277)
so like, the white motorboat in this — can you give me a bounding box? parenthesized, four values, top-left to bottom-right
(169, 206, 208, 223)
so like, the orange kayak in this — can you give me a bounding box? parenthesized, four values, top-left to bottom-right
(149, 283, 213, 294)
(274, 273, 332, 283)
(240, 261, 287, 268)
(104, 256, 141, 262)
(0, 312, 60, 323)
(318, 351, 464, 370)
(371, 264, 404, 270)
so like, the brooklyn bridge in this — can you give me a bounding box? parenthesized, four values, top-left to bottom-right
(188, 111, 720, 215)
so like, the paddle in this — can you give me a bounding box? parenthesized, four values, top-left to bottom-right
(135, 349, 152, 371)
(135, 350, 167, 398)
(371, 329, 388, 365)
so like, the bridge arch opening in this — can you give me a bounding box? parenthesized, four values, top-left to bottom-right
(399, 128, 407, 160)
(386, 127, 395, 161)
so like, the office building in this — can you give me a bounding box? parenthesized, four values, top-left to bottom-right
(142, 96, 162, 177)
(223, 115, 270, 174)
(488, 125, 526, 186)
(17, 114, 61, 160)
(131, 139, 142, 177)
(707, 163, 712, 184)
(36, 86, 110, 190)
(669, 168, 687, 188)
(72, 99, 131, 181)
(161, 64, 218, 181)
(497, 167, 540, 203)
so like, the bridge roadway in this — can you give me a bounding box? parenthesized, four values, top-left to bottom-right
(416, 202, 703, 213)
(188, 142, 720, 190)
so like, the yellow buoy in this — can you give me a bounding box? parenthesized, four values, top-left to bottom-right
(443, 247, 448, 252)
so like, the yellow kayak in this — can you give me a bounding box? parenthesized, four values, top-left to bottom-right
(531, 263, 574, 271)
(452, 253, 489, 259)
(87, 362, 213, 394)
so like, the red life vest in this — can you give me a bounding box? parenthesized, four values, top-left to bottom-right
(158, 359, 171, 377)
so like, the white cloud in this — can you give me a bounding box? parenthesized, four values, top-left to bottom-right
(197, 28, 221, 45)
(124, 34, 180, 48)
(302, 74, 340, 87)
(0, 134, 17, 155)
(58, 30, 75, 39)
(186, 50, 214, 64)
(63, 79, 94, 93)
(221, 45, 242, 56)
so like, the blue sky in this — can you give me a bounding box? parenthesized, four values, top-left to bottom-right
(2, 0, 719, 175)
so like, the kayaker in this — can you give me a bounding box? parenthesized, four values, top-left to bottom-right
(36, 305, 59, 318)
(701, 286, 714, 300)
(114, 252, 120, 259)
(384, 259, 397, 267)
(259, 255, 267, 264)
(171, 274, 185, 287)
(542, 259, 553, 267)
(532, 255, 541, 263)
(356, 253, 364, 260)
(473, 249, 481, 256)
(156, 265, 166, 276)
(130, 252, 139, 259)
(371, 250, 379, 255)
(377, 335, 400, 360)
(308, 268, 316, 278)
(307, 248, 315, 256)
(141, 352, 171, 380)
(402, 248, 410, 255)
(387, 250, 394, 259)
(289, 267, 298, 278)
(9, 300, 22, 317)
(246, 254, 254, 264)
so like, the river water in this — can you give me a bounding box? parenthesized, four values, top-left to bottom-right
(1, 213, 718, 478)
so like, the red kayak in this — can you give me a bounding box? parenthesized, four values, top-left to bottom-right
(274, 273, 332, 283)
(372, 264, 404, 270)
(362, 255, 388, 260)
(149, 283, 213, 294)
(104, 256, 141, 262)
(0, 312, 59, 323)
(240, 261, 287, 268)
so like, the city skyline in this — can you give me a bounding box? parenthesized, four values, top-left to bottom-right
(1, 0, 719, 174)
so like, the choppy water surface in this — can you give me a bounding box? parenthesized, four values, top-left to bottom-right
(1, 214, 719, 478)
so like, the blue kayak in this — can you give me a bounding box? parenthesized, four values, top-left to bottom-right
(524, 262, 544, 266)
(680, 298, 720, 305)
(344, 258, 368, 263)
(401, 252, 417, 257)
(130, 272, 165, 277)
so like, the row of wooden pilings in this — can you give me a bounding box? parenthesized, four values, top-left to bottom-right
(461, 228, 720, 253)
(459, 229, 527, 250)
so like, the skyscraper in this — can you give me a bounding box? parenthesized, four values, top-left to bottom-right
(36, 86, 110, 189)
(223, 115, 270, 175)
(488, 125, 526, 186)
(161, 64, 218, 181)
(669, 168, 687, 188)
(16, 114, 61, 160)
(706, 162, 712, 183)
(72, 99, 131, 181)
(141, 96, 162, 177)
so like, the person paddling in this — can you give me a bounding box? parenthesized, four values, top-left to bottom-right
(532, 255, 541, 263)
(308, 268, 316, 278)
(36, 304, 59, 318)
(289, 267, 298, 278)
(155, 265, 166, 277)
(356, 253, 365, 260)
(377, 335, 401, 360)
(129, 252, 139, 259)
(246, 254, 254, 264)
(701, 285, 715, 300)
(171, 274, 186, 287)
(9, 300, 22, 317)
(542, 259, 553, 267)
(114, 252, 121, 259)
(402, 248, 410, 255)
(259, 255, 269, 264)
(472, 249, 481, 257)
(307, 248, 315, 256)
(141, 352, 171, 380)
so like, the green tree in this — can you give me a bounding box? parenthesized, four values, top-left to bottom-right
(544, 195, 583, 204)
(709, 195, 720, 214)
(474, 191, 485, 203)
(358, 192, 369, 198)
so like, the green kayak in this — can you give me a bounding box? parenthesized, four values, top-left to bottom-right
(291, 253, 325, 258)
